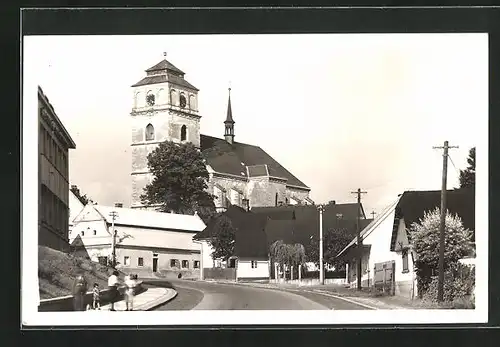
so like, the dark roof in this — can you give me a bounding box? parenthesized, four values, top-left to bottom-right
(146, 59, 185, 75)
(193, 205, 248, 240)
(131, 73, 199, 91)
(225, 90, 234, 123)
(200, 134, 310, 189)
(233, 214, 269, 259)
(390, 187, 475, 251)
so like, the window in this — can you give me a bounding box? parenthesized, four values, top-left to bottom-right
(181, 260, 189, 268)
(180, 125, 187, 141)
(124, 256, 130, 266)
(145, 124, 155, 141)
(170, 259, 179, 268)
(402, 249, 409, 273)
(138, 257, 144, 267)
(251, 261, 258, 269)
(193, 261, 200, 269)
(170, 89, 177, 106)
(81, 231, 84, 236)
(336, 213, 343, 219)
(189, 95, 196, 110)
(93, 230, 97, 235)
(179, 94, 187, 108)
(98, 256, 107, 266)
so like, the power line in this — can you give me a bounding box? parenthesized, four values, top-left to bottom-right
(447, 153, 461, 177)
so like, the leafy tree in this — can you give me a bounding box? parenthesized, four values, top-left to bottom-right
(408, 207, 474, 295)
(70, 185, 92, 205)
(459, 147, 475, 188)
(140, 140, 216, 223)
(307, 227, 352, 270)
(207, 215, 236, 262)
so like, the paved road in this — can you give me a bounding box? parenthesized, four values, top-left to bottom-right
(144, 279, 368, 310)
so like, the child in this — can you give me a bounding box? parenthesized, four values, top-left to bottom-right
(92, 283, 101, 310)
(125, 274, 137, 311)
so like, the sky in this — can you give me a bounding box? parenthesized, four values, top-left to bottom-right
(24, 33, 487, 215)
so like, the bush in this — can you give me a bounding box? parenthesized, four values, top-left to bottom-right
(423, 263, 475, 304)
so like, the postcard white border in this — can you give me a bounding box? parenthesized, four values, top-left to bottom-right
(21, 33, 488, 326)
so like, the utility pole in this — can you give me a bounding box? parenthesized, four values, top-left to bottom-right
(351, 188, 367, 290)
(433, 140, 458, 302)
(109, 211, 119, 268)
(318, 204, 325, 285)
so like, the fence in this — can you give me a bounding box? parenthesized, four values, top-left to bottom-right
(286, 278, 346, 286)
(203, 267, 236, 281)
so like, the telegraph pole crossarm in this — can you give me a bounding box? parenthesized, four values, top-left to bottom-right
(351, 188, 367, 290)
(432, 141, 458, 302)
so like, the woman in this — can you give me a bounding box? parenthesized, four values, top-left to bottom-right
(72, 273, 88, 311)
(107, 270, 120, 311)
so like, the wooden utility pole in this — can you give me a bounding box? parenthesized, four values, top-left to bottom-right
(109, 211, 119, 268)
(432, 141, 458, 302)
(318, 205, 325, 285)
(351, 188, 367, 290)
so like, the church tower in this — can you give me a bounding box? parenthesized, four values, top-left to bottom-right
(224, 88, 235, 144)
(130, 54, 201, 209)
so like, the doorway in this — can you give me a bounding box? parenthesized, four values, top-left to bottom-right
(153, 253, 159, 273)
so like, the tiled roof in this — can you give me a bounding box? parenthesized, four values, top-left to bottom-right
(193, 205, 248, 240)
(200, 134, 310, 189)
(92, 204, 206, 233)
(146, 59, 185, 75)
(131, 73, 199, 91)
(390, 187, 475, 251)
(233, 214, 269, 259)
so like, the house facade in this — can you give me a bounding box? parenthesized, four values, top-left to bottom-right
(68, 187, 85, 239)
(129, 56, 313, 212)
(71, 203, 206, 278)
(38, 86, 76, 252)
(337, 188, 475, 299)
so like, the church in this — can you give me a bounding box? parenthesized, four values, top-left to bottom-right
(130, 56, 314, 212)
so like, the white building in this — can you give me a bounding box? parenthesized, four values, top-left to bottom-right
(70, 203, 206, 278)
(337, 188, 475, 300)
(68, 189, 85, 239)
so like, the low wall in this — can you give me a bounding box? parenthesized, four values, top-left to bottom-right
(38, 282, 144, 312)
(203, 267, 236, 281)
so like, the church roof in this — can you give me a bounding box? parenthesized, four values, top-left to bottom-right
(146, 59, 185, 75)
(131, 73, 199, 91)
(200, 134, 310, 190)
(225, 89, 234, 123)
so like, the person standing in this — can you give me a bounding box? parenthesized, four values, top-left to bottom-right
(107, 270, 120, 311)
(72, 273, 88, 311)
(92, 283, 101, 310)
(124, 274, 137, 311)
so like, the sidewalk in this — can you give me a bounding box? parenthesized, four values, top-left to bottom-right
(94, 287, 177, 311)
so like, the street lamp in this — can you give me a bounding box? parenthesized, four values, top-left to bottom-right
(317, 204, 325, 285)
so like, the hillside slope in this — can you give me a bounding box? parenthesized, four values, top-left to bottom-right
(38, 246, 120, 300)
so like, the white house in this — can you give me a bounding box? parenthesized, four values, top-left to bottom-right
(337, 188, 475, 300)
(71, 203, 206, 278)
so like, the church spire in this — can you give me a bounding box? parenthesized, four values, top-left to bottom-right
(224, 87, 235, 144)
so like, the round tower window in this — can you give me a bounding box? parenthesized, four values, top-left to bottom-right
(179, 94, 186, 108)
(146, 94, 155, 106)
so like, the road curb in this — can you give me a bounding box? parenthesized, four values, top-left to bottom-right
(137, 288, 178, 311)
(305, 290, 379, 310)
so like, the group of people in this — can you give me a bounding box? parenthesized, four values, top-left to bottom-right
(72, 269, 139, 311)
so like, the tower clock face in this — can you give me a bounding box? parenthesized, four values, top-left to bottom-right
(179, 94, 187, 108)
(146, 94, 155, 106)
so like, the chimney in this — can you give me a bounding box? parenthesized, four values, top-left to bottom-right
(329, 200, 336, 205)
(114, 202, 123, 208)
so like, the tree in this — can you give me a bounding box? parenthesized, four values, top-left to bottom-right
(140, 140, 216, 223)
(408, 207, 474, 295)
(306, 227, 352, 271)
(459, 147, 475, 188)
(70, 185, 93, 205)
(207, 215, 236, 262)
(270, 240, 306, 277)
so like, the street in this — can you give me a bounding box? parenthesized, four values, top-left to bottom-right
(143, 279, 369, 310)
